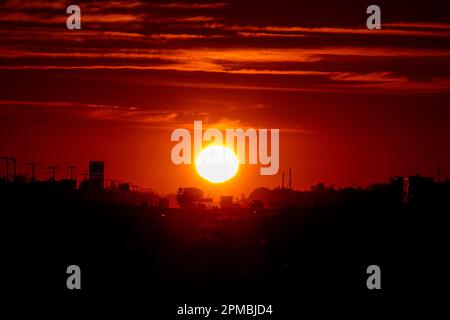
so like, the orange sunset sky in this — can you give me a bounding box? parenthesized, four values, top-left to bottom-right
(1, 0, 450, 197)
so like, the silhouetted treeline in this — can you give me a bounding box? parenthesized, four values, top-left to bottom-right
(2, 176, 448, 304)
(249, 176, 449, 210)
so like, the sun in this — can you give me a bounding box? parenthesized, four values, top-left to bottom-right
(195, 145, 239, 183)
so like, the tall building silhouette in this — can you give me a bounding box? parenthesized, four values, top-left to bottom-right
(89, 161, 105, 191)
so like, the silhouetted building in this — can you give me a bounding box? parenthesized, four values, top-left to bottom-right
(89, 161, 104, 191)
(404, 175, 434, 205)
(196, 197, 213, 209)
(119, 183, 130, 192)
(403, 177, 409, 204)
(250, 200, 264, 210)
(220, 196, 234, 209)
(60, 178, 77, 191)
(158, 197, 169, 209)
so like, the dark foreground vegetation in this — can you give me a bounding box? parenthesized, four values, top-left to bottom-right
(2, 178, 448, 311)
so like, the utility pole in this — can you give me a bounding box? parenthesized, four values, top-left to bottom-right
(2, 157, 9, 181)
(28, 161, 38, 181)
(437, 166, 441, 183)
(289, 168, 292, 191)
(49, 165, 58, 181)
(80, 168, 88, 181)
(12, 158, 16, 181)
(68, 165, 77, 190)
(68, 165, 76, 181)
(1, 156, 16, 181)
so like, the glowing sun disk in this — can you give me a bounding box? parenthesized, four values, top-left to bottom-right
(195, 145, 239, 183)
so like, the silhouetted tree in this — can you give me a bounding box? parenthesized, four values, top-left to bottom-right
(176, 187, 204, 208)
(248, 187, 271, 202)
(310, 182, 334, 193)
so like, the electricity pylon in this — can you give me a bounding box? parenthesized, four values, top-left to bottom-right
(49, 165, 58, 181)
(28, 161, 38, 181)
(1, 156, 16, 181)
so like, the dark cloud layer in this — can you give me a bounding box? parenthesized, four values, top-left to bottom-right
(0, 0, 449, 93)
